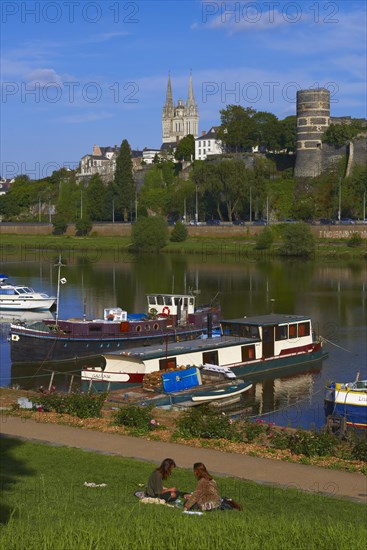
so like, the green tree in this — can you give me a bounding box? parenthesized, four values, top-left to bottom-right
(251, 111, 280, 151)
(218, 105, 256, 152)
(75, 215, 93, 236)
(279, 116, 297, 153)
(85, 174, 106, 221)
(170, 220, 188, 242)
(279, 223, 315, 257)
(174, 134, 195, 161)
(322, 121, 364, 147)
(131, 216, 169, 252)
(114, 139, 135, 221)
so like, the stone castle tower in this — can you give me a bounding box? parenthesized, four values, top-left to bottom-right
(162, 73, 199, 144)
(294, 88, 330, 178)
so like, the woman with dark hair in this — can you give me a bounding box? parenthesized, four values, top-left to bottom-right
(146, 458, 178, 502)
(183, 462, 221, 512)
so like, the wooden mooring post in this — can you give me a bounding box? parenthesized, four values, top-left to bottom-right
(48, 371, 55, 391)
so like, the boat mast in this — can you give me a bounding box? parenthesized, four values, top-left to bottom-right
(55, 254, 65, 325)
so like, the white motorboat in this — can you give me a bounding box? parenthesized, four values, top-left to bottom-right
(0, 275, 56, 311)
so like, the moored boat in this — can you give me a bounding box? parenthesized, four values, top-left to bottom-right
(81, 313, 327, 386)
(10, 293, 221, 364)
(324, 377, 367, 429)
(0, 275, 56, 311)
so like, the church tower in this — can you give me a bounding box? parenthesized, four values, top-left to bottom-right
(162, 73, 199, 145)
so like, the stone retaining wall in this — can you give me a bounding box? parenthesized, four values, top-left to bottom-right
(1, 222, 366, 239)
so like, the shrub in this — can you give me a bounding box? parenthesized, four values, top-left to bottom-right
(351, 439, 367, 462)
(255, 227, 274, 250)
(279, 223, 315, 257)
(174, 406, 237, 440)
(285, 429, 338, 457)
(113, 404, 159, 433)
(131, 216, 169, 252)
(170, 220, 188, 242)
(75, 216, 93, 236)
(52, 213, 68, 235)
(242, 419, 272, 442)
(37, 389, 107, 418)
(347, 232, 363, 247)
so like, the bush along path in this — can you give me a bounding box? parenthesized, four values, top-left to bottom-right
(6, 391, 367, 475)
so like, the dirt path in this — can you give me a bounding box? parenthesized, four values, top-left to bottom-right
(1, 414, 366, 504)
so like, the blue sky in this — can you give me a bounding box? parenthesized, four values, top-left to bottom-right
(1, 0, 366, 178)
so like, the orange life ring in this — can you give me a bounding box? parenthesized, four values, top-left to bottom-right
(162, 306, 171, 316)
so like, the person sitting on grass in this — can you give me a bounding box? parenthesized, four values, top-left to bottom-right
(146, 458, 178, 502)
(183, 462, 222, 512)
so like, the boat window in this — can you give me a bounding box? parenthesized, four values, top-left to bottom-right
(275, 325, 288, 340)
(174, 297, 181, 306)
(136, 325, 142, 332)
(289, 324, 297, 338)
(156, 295, 164, 306)
(153, 323, 159, 330)
(16, 288, 26, 294)
(1, 289, 16, 295)
(159, 358, 177, 370)
(23, 287, 32, 293)
(241, 345, 256, 361)
(147, 296, 157, 306)
(89, 326, 102, 332)
(202, 350, 218, 364)
(163, 296, 173, 306)
(221, 323, 258, 339)
(189, 298, 194, 306)
(298, 322, 310, 337)
(145, 324, 151, 331)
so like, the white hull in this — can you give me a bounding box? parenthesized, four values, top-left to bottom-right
(0, 298, 56, 311)
(191, 383, 253, 402)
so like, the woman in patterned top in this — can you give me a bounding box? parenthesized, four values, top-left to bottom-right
(184, 462, 221, 512)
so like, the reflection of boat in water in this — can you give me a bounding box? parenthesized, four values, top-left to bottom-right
(0, 310, 53, 324)
(324, 376, 367, 429)
(10, 293, 221, 364)
(0, 275, 56, 311)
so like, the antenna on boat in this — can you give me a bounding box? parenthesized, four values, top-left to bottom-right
(54, 254, 66, 325)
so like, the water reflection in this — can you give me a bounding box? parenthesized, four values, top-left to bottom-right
(0, 253, 366, 429)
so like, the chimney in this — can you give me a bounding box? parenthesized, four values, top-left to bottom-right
(202, 130, 206, 136)
(93, 144, 101, 156)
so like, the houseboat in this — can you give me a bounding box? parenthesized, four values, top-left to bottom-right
(9, 293, 221, 364)
(324, 377, 367, 429)
(81, 313, 327, 386)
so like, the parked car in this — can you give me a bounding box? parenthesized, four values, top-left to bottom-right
(206, 219, 221, 226)
(339, 218, 356, 225)
(252, 219, 267, 225)
(232, 220, 244, 225)
(319, 218, 336, 225)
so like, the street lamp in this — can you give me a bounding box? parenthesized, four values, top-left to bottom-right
(249, 187, 252, 223)
(195, 184, 198, 223)
(338, 176, 342, 221)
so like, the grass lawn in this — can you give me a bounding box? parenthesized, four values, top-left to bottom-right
(1, 438, 366, 550)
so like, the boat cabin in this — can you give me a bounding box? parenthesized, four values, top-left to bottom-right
(147, 293, 196, 320)
(221, 314, 313, 359)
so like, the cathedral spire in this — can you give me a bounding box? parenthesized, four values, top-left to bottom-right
(187, 70, 195, 105)
(165, 72, 173, 108)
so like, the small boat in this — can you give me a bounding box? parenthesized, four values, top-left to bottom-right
(95, 363, 252, 408)
(191, 382, 252, 402)
(10, 293, 221, 363)
(0, 275, 56, 311)
(81, 313, 327, 387)
(324, 376, 367, 429)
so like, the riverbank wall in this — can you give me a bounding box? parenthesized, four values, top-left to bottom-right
(1, 222, 367, 239)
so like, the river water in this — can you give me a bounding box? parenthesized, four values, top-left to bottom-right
(0, 251, 366, 429)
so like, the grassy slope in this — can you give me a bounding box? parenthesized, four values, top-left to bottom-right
(0, 438, 366, 550)
(0, 233, 366, 259)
